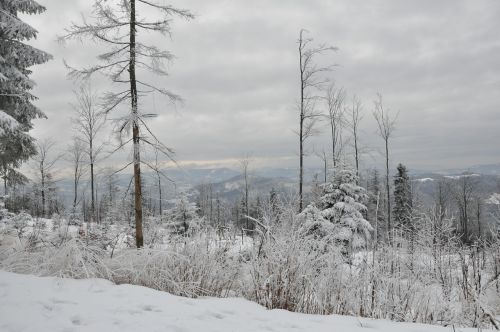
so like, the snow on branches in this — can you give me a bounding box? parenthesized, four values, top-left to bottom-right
(299, 168, 373, 251)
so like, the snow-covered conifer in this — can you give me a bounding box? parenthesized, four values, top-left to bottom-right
(393, 163, 412, 228)
(300, 168, 373, 250)
(0, 0, 52, 193)
(166, 194, 203, 236)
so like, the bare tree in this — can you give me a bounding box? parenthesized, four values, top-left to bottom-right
(33, 139, 60, 217)
(154, 150, 163, 216)
(240, 156, 252, 230)
(149, 148, 174, 216)
(433, 179, 449, 226)
(474, 195, 483, 240)
(71, 82, 105, 223)
(325, 83, 346, 168)
(314, 148, 328, 183)
(349, 95, 364, 178)
(61, 0, 193, 247)
(297, 29, 336, 211)
(67, 137, 86, 214)
(373, 93, 398, 241)
(450, 174, 478, 243)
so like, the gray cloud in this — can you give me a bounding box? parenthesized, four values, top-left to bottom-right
(22, 0, 500, 172)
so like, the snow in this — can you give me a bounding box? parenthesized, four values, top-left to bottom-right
(0, 271, 490, 332)
(0, 110, 19, 135)
(415, 177, 434, 182)
(444, 174, 480, 180)
(224, 180, 242, 191)
(486, 193, 500, 205)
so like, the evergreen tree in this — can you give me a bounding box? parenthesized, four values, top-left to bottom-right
(0, 0, 52, 194)
(100, 169, 121, 224)
(166, 193, 202, 236)
(393, 163, 412, 228)
(300, 168, 373, 251)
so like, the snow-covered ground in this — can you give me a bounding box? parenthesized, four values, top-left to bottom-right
(0, 271, 491, 332)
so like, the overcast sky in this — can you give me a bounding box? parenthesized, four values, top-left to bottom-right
(23, 0, 500, 172)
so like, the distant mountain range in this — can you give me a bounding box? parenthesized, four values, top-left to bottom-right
(437, 163, 500, 176)
(49, 162, 500, 207)
(194, 174, 297, 201)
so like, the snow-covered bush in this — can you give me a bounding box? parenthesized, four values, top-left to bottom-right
(0, 195, 499, 329)
(111, 239, 239, 297)
(246, 226, 344, 313)
(0, 196, 14, 222)
(0, 237, 111, 279)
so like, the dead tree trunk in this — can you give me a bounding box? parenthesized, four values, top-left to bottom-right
(130, 0, 143, 248)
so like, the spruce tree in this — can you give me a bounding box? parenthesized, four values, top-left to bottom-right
(393, 163, 412, 228)
(300, 168, 373, 251)
(0, 0, 52, 194)
(166, 193, 202, 236)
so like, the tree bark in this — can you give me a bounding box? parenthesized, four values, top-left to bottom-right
(354, 132, 359, 179)
(331, 121, 336, 168)
(298, 32, 304, 212)
(158, 175, 162, 216)
(130, 0, 143, 248)
(3, 175, 7, 196)
(385, 139, 391, 242)
(73, 172, 78, 213)
(41, 167, 45, 217)
(90, 160, 95, 222)
(323, 157, 327, 183)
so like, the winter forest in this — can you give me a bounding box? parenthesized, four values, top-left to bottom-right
(1, 1, 500, 331)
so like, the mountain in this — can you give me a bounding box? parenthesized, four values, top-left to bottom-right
(437, 163, 500, 176)
(50, 162, 500, 208)
(194, 174, 297, 201)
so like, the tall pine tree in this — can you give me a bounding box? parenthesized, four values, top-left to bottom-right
(0, 0, 51, 194)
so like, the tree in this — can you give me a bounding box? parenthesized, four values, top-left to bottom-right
(67, 137, 86, 214)
(100, 167, 121, 224)
(149, 148, 173, 216)
(300, 168, 373, 252)
(268, 187, 281, 224)
(373, 93, 397, 241)
(0, 0, 52, 195)
(166, 193, 202, 236)
(1, 166, 27, 196)
(314, 148, 328, 184)
(473, 196, 483, 240)
(61, 0, 193, 247)
(71, 82, 105, 223)
(33, 139, 60, 217)
(297, 29, 336, 212)
(450, 174, 478, 243)
(240, 156, 251, 230)
(393, 163, 412, 228)
(433, 178, 449, 226)
(153, 150, 163, 216)
(367, 168, 384, 243)
(349, 95, 363, 178)
(325, 83, 346, 168)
